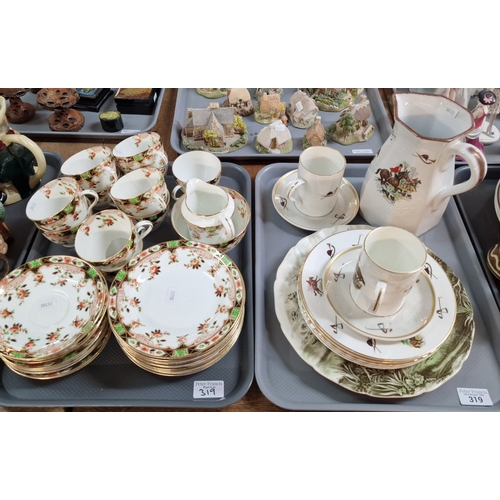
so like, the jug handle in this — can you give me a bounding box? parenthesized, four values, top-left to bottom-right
(432, 143, 487, 210)
(1, 133, 47, 189)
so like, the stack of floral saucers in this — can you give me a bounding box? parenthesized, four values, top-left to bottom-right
(107, 240, 246, 376)
(274, 225, 475, 398)
(0, 255, 110, 380)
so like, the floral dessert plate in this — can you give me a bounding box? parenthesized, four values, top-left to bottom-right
(321, 246, 452, 342)
(0, 255, 108, 361)
(299, 229, 457, 367)
(274, 225, 474, 398)
(108, 240, 245, 355)
(272, 169, 359, 231)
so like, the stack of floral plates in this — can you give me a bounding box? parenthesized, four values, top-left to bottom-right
(0, 255, 110, 380)
(107, 240, 246, 376)
(274, 225, 475, 398)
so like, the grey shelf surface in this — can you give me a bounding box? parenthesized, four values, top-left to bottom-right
(0, 162, 254, 409)
(7, 89, 165, 140)
(171, 88, 392, 161)
(254, 162, 500, 411)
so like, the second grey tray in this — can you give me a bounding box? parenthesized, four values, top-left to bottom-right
(254, 162, 500, 411)
(0, 162, 254, 409)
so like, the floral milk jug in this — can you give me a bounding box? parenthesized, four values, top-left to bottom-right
(359, 92, 487, 236)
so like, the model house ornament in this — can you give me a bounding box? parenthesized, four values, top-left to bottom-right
(254, 92, 285, 124)
(196, 88, 228, 98)
(299, 88, 364, 112)
(255, 116, 293, 154)
(223, 88, 254, 117)
(181, 102, 248, 153)
(303, 116, 327, 149)
(286, 90, 318, 129)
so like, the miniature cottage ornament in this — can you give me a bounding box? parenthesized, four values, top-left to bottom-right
(303, 116, 327, 149)
(254, 88, 284, 100)
(223, 88, 254, 117)
(196, 88, 228, 99)
(255, 116, 293, 154)
(286, 90, 319, 129)
(254, 92, 286, 124)
(181, 102, 248, 154)
(326, 94, 375, 145)
(299, 88, 364, 112)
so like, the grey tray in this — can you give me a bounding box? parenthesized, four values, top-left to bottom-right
(4, 152, 61, 270)
(8, 89, 165, 140)
(254, 162, 500, 411)
(455, 165, 500, 312)
(171, 88, 392, 161)
(0, 162, 253, 408)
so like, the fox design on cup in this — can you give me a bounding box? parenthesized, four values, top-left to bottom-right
(374, 161, 421, 204)
(321, 187, 339, 199)
(352, 263, 365, 289)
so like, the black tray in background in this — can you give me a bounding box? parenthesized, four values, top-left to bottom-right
(3, 152, 62, 271)
(0, 162, 254, 409)
(455, 165, 500, 312)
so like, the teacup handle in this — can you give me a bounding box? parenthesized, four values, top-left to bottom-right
(151, 192, 169, 212)
(221, 216, 235, 240)
(134, 220, 153, 240)
(102, 165, 118, 183)
(287, 179, 306, 202)
(81, 189, 99, 212)
(432, 142, 487, 210)
(172, 184, 184, 201)
(153, 151, 168, 174)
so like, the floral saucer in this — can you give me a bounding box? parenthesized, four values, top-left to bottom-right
(274, 225, 474, 398)
(299, 229, 457, 368)
(272, 169, 359, 231)
(321, 246, 443, 341)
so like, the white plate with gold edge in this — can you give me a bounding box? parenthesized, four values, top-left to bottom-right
(299, 229, 457, 367)
(114, 305, 245, 364)
(170, 187, 251, 253)
(272, 169, 359, 231)
(108, 240, 245, 354)
(322, 246, 438, 341)
(3, 322, 112, 380)
(0, 255, 108, 362)
(274, 224, 474, 398)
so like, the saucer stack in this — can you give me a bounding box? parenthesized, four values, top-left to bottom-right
(107, 239, 246, 376)
(0, 256, 110, 380)
(274, 224, 475, 398)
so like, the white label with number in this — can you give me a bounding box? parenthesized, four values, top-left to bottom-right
(193, 380, 224, 399)
(352, 149, 373, 154)
(457, 388, 493, 406)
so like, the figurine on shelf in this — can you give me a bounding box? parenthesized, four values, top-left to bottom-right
(0, 97, 46, 205)
(286, 90, 318, 129)
(222, 88, 254, 117)
(196, 88, 228, 99)
(181, 102, 248, 154)
(303, 116, 327, 149)
(254, 88, 283, 100)
(482, 88, 500, 143)
(465, 89, 497, 152)
(36, 88, 85, 132)
(326, 94, 375, 145)
(298, 88, 364, 112)
(254, 92, 286, 124)
(255, 116, 293, 154)
(0, 88, 36, 124)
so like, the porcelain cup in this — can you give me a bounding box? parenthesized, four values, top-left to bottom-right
(349, 226, 428, 317)
(60, 146, 118, 209)
(112, 132, 168, 175)
(74, 209, 153, 273)
(171, 151, 222, 200)
(110, 166, 169, 218)
(288, 146, 346, 217)
(26, 177, 98, 232)
(181, 178, 235, 242)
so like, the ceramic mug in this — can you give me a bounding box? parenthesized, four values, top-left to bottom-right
(181, 178, 235, 242)
(112, 132, 168, 175)
(60, 146, 118, 209)
(288, 146, 346, 217)
(26, 177, 98, 232)
(74, 209, 153, 273)
(171, 151, 222, 200)
(349, 226, 428, 317)
(110, 166, 169, 218)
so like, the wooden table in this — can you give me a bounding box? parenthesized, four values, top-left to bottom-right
(1, 89, 394, 412)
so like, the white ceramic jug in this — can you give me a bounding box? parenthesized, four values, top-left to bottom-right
(359, 92, 487, 235)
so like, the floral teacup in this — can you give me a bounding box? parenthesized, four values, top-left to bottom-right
(112, 132, 168, 175)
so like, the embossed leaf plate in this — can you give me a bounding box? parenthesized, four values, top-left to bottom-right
(274, 225, 475, 398)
